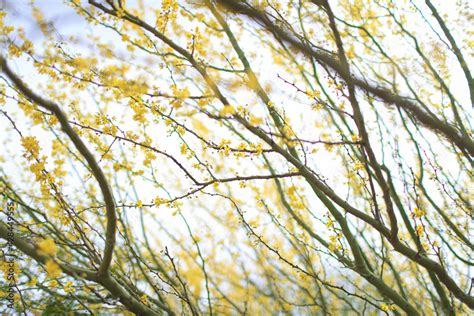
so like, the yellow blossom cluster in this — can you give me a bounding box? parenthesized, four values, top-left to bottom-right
(380, 303, 397, 311)
(413, 207, 426, 218)
(21, 136, 41, 160)
(45, 259, 62, 278)
(38, 238, 58, 256)
(328, 234, 343, 252)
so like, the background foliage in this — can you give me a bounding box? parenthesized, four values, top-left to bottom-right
(0, 0, 472, 314)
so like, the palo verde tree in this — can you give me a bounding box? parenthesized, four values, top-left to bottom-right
(0, 0, 472, 314)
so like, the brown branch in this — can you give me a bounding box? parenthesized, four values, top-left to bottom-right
(0, 56, 117, 277)
(0, 222, 159, 315)
(214, 0, 474, 157)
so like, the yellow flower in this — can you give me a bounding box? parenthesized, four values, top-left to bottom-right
(328, 235, 342, 252)
(346, 46, 355, 59)
(64, 281, 75, 294)
(136, 200, 143, 208)
(38, 238, 58, 256)
(249, 115, 263, 126)
(140, 294, 148, 305)
(48, 280, 58, 288)
(415, 224, 424, 237)
(45, 259, 62, 278)
(8, 43, 22, 57)
(30, 161, 46, 181)
(143, 150, 156, 166)
(380, 303, 397, 311)
(219, 105, 236, 117)
(176, 126, 185, 135)
(153, 196, 166, 205)
(172, 85, 190, 99)
(413, 207, 425, 218)
(326, 218, 334, 228)
(180, 143, 188, 155)
(27, 277, 38, 287)
(354, 162, 364, 171)
(21, 136, 40, 160)
(306, 89, 321, 99)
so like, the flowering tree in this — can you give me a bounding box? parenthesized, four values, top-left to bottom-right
(0, 0, 472, 314)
